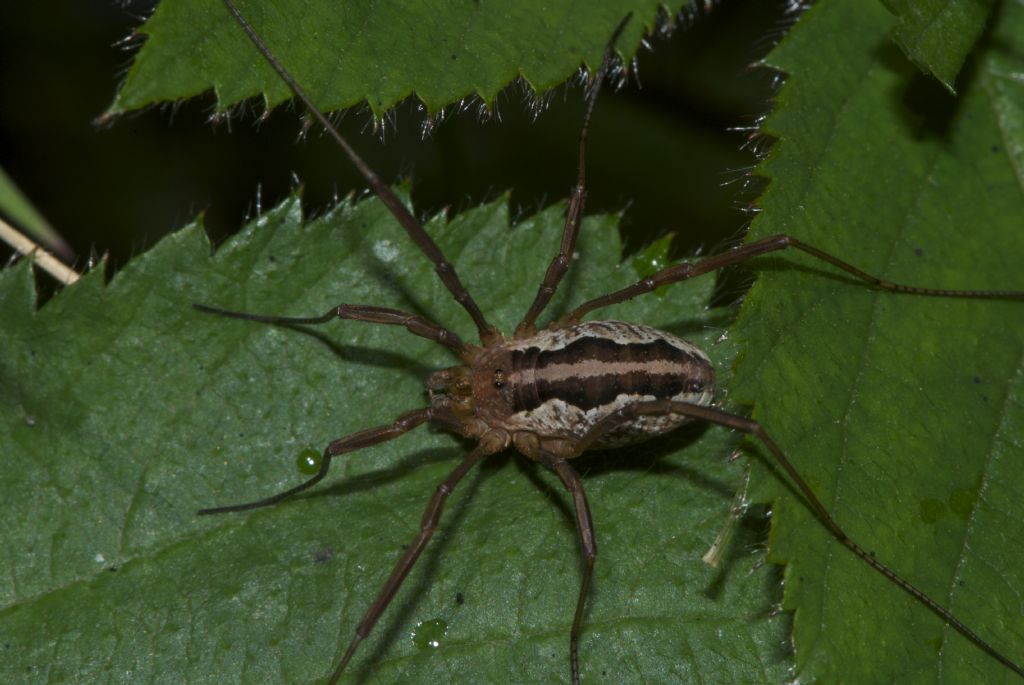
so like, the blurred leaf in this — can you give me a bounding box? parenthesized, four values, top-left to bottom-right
(881, 0, 995, 92)
(732, 0, 1024, 682)
(0, 165, 69, 257)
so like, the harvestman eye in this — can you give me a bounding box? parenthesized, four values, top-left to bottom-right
(195, 1, 1024, 683)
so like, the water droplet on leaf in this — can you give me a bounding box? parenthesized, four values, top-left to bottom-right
(412, 618, 447, 650)
(296, 447, 321, 474)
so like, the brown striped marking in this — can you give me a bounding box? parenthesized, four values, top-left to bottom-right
(509, 335, 713, 413)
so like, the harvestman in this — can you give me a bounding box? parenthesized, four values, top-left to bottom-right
(196, 1, 1024, 682)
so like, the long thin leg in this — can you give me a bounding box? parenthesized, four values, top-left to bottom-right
(575, 398, 1024, 678)
(538, 452, 596, 685)
(193, 302, 467, 355)
(566, 233, 1024, 322)
(515, 14, 632, 338)
(198, 407, 434, 515)
(327, 436, 502, 684)
(220, 0, 498, 345)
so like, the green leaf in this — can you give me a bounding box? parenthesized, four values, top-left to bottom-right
(7, 0, 1024, 683)
(109, 0, 688, 116)
(733, 0, 1024, 683)
(0, 195, 788, 683)
(881, 0, 995, 92)
(0, 165, 64, 253)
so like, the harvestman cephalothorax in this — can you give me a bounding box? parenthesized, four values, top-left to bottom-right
(194, 1, 1024, 682)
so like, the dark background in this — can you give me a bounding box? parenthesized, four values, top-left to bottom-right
(0, 0, 792, 298)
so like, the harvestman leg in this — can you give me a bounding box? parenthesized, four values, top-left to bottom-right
(566, 234, 1024, 323)
(220, 0, 498, 345)
(326, 436, 504, 685)
(193, 302, 468, 356)
(566, 398, 1024, 680)
(198, 406, 437, 514)
(538, 452, 596, 685)
(515, 15, 632, 337)
(193, 301, 470, 513)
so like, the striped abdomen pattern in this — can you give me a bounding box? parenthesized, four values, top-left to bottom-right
(477, 321, 715, 448)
